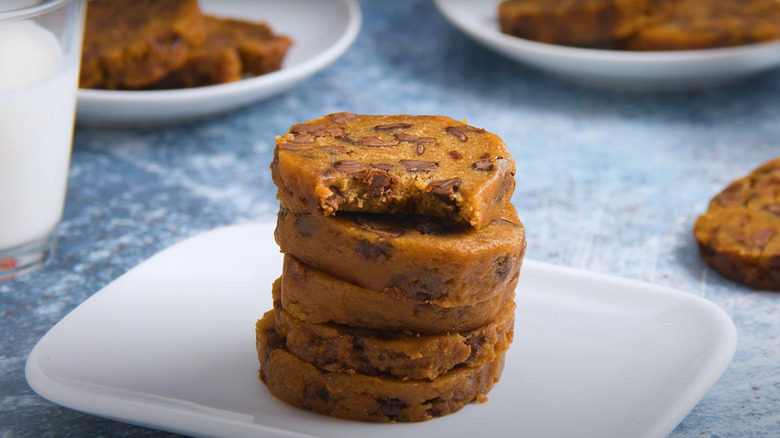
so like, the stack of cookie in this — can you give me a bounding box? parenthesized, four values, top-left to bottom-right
(257, 113, 526, 422)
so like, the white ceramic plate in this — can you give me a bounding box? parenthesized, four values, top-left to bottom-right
(26, 223, 736, 438)
(76, 0, 361, 126)
(434, 0, 780, 90)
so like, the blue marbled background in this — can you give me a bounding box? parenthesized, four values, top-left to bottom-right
(2, 0, 779, 436)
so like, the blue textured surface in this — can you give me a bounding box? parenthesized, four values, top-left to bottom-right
(2, 0, 780, 436)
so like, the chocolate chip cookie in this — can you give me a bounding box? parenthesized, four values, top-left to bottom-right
(80, 0, 207, 89)
(151, 16, 292, 89)
(498, 0, 648, 47)
(271, 113, 516, 229)
(621, 0, 780, 51)
(275, 191, 526, 307)
(256, 311, 506, 423)
(276, 257, 518, 334)
(274, 299, 514, 380)
(693, 157, 780, 290)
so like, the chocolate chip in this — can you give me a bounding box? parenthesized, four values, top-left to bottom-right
(371, 163, 394, 171)
(446, 125, 485, 142)
(294, 215, 316, 238)
(334, 135, 356, 145)
(290, 123, 317, 133)
(365, 171, 395, 195)
(361, 137, 400, 147)
(323, 190, 346, 211)
(362, 226, 404, 238)
(415, 144, 425, 155)
(752, 228, 776, 247)
(353, 216, 405, 238)
(446, 127, 467, 141)
(400, 159, 438, 173)
(377, 397, 407, 421)
(765, 204, 780, 216)
(304, 383, 330, 402)
(290, 123, 344, 137)
(291, 133, 316, 144)
(356, 239, 391, 259)
(388, 274, 446, 302)
(374, 123, 412, 130)
(714, 183, 747, 208)
(264, 327, 285, 350)
(756, 177, 780, 196)
(427, 178, 462, 196)
(330, 112, 356, 124)
(395, 133, 436, 144)
(472, 159, 494, 171)
(449, 151, 462, 160)
(334, 161, 397, 195)
(333, 160, 369, 174)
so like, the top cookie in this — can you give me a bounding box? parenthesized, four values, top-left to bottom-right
(693, 157, 780, 290)
(271, 113, 516, 229)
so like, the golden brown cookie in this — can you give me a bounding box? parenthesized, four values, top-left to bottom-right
(498, 0, 648, 47)
(209, 16, 293, 76)
(152, 16, 293, 88)
(80, 0, 206, 89)
(621, 0, 780, 50)
(271, 113, 516, 229)
(693, 157, 780, 290)
(275, 191, 525, 306)
(276, 257, 519, 334)
(150, 46, 242, 89)
(256, 311, 506, 422)
(274, 299, 514, 380)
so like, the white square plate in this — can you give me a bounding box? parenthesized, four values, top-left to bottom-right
(26, 223, 736, 438)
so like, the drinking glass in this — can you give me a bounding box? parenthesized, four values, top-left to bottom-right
(0, 0, 85, 281)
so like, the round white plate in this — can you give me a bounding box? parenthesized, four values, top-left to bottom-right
(434, 0, 780, 91)
(76, 0, 361, 126)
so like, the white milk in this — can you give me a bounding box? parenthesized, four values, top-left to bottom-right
(0, 21, 78, 250)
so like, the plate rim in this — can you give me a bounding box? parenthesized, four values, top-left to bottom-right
(433, 0, 780, 64)
(25, 222, 737, 438)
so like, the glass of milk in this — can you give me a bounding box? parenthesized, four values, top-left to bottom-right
(0, 0, 85, 282)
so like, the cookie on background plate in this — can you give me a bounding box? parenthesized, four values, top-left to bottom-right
(693, 157, 780, 290)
